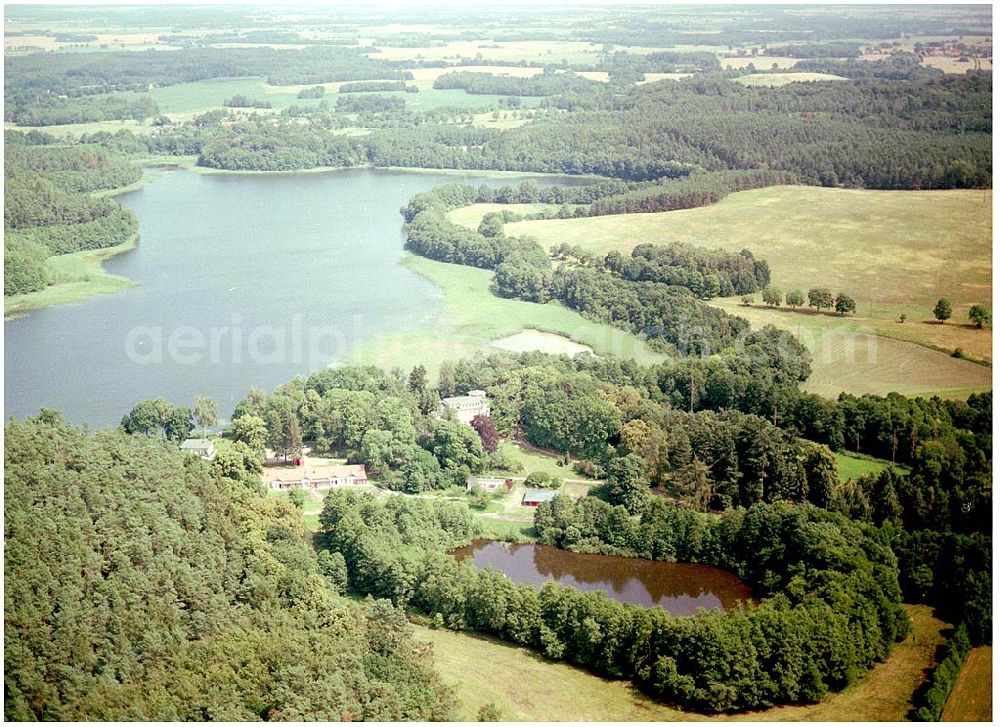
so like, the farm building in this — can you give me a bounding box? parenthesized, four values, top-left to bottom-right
(522, 488, 559, 507)
(265, 464, 368, 491)
(466, 476, 514, 493)
(441, 389, 490, 424)
(179, 438, 215, 460)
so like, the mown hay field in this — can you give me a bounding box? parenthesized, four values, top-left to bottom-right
(941, 646, 993, 722)
(414, 604, 948, 722)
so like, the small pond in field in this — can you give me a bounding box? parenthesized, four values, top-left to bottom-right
(452, 539, 753, 615)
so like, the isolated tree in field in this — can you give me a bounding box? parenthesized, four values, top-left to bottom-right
(898, 313, 907, 323)
(785, 289, 804, 309)
(808, 287, 835, 312)
(470, 413, 500, 453)
(968, 304, 991, 328)
(740, 295, 754, 306)
(933, 298, 952, 323)
(835, 293, 856, 316)
(408, 364, 427, 392)
(193, 395, 217, 437)
(762, 285, 782, 307)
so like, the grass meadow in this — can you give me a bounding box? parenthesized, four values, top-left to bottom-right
(344, 253, 666, 375)
(503, 185, 992, 395)
(835, 452, 909, 482)
(413, 604, 948, 722)
(4, 238, 138, 319)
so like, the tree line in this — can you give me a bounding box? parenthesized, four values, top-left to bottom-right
(402, 181, 776, 355)
(433, 70, 602, 96)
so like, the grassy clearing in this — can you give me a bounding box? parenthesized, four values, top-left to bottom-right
(492, 329, 593, 356)
(493, 440, 586, 481)
(4, 238, 138, 319)
(344, 253, 666, 374)
(941, 646, 993, 722)
(414, 604, 947, 721)
(735, 72, 849, 86)
(448, 202, 555, 229)
(507, 185, 993, 373)
(835, 452, 909, 482)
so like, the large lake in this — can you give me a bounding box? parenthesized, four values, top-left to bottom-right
(5, 168, 581, 425)
(453, 539, 754, 615)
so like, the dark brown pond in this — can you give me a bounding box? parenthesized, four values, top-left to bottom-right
(453, 540, 753, 616)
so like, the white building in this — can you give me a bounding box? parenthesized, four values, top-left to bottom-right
(441, 389, 490, 425)
(180, 438, 216, 460)
(266, 464, 369, 491)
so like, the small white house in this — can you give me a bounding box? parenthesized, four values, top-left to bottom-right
(441, 389, 490, 425)
(180, 438, 216, 460)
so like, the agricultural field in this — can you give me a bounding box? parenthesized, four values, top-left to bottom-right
(505, 186, 993, 371)
(366, 39, 609, 65)
(735, 72, 849, 87)
(344, 254, 666, 375)
(712, 300, 991, 398)
(718, 55, 805, 70)
(940, 647, 993, 722)
(413, 604, 949, 722)
(636, 72, 694, 84)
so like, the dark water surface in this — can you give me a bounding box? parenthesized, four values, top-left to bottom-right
(455, 540, 752, 616)
(5, 168, 582, 425)
(453, 539, 754, 615)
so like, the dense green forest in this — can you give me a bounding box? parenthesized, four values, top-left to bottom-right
(17, 56, 986, 190)
(3, 141, 141, 295)
(4, 416, 456, 720)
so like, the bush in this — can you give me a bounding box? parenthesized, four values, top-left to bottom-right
(913, 625, 971, 721)
(524, 471, 562, 489)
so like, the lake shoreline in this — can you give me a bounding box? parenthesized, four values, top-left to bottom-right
(4, 157, 605, 320)
(3, 233, 140, 321)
